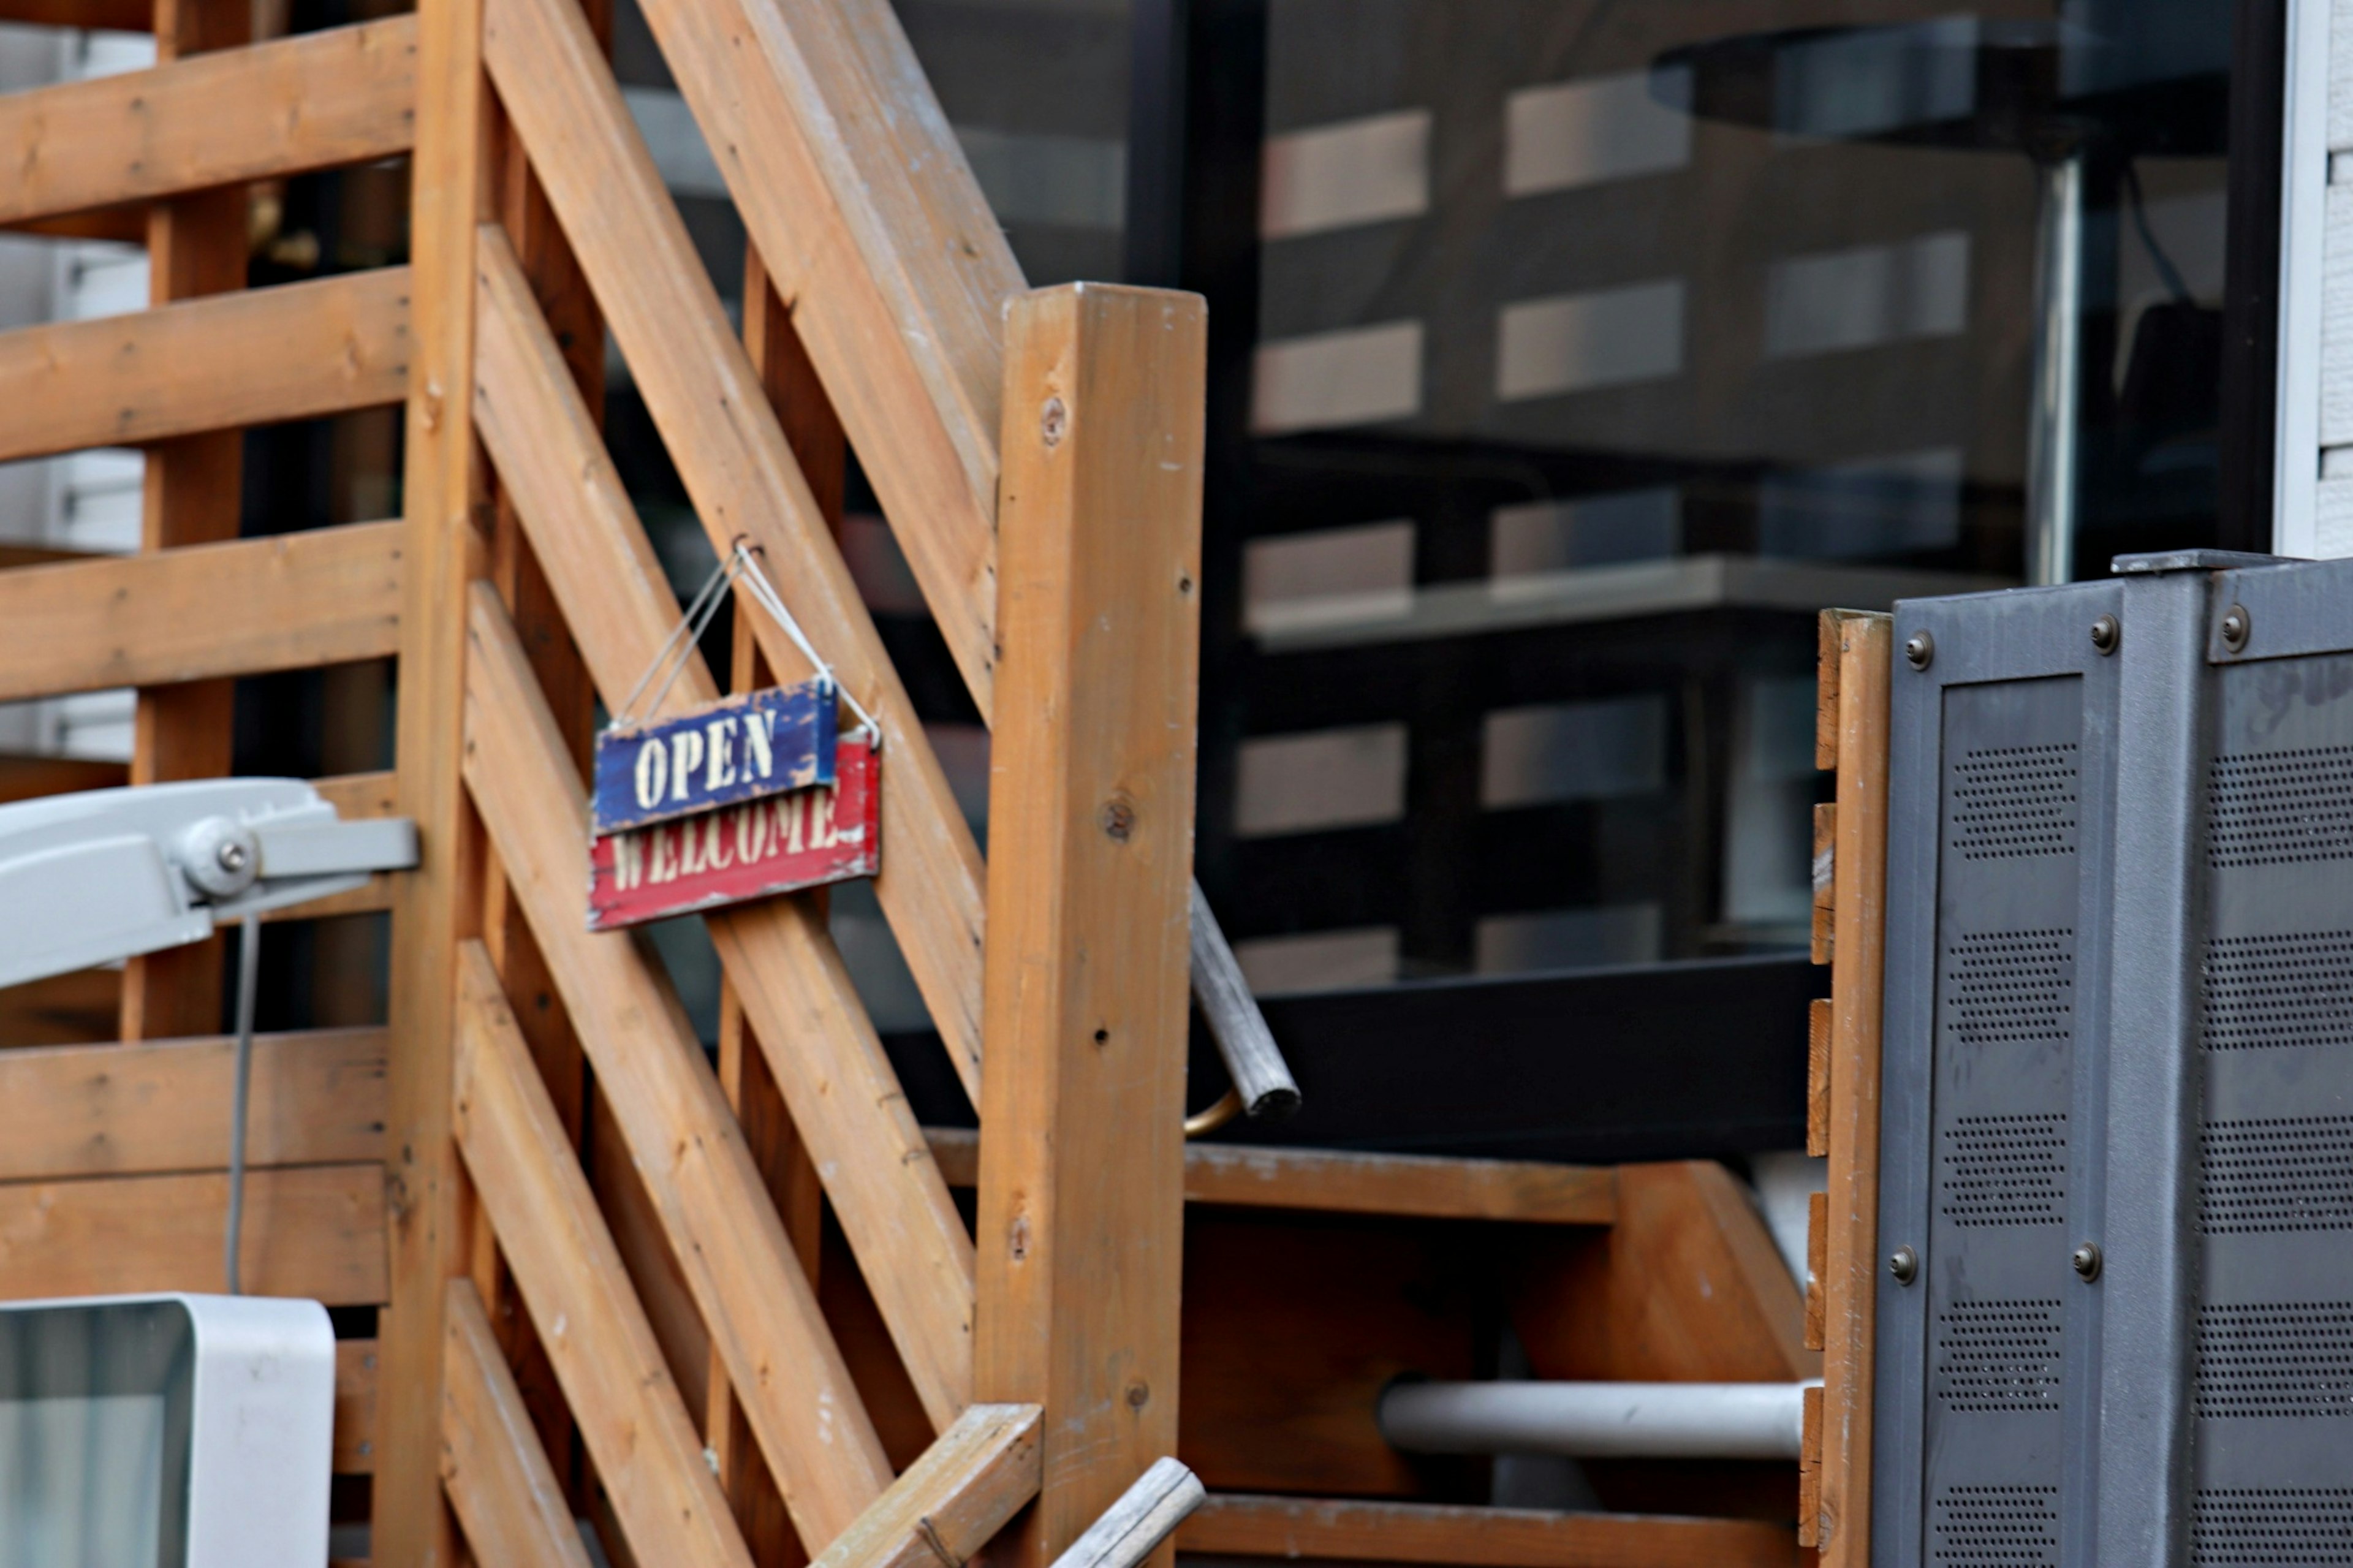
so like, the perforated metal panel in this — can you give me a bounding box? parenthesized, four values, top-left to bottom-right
(1880, 555, 2353, 1567)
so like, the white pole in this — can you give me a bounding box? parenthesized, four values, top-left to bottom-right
(1379, 1381, 1816, 1462)
(1046, 1457, 1205, 1568)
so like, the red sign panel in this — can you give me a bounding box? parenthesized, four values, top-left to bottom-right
(587, 735, 878, 931)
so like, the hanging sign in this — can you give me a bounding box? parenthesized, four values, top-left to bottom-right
(591, 677, 837, 835)
(588, 731, 879, 930)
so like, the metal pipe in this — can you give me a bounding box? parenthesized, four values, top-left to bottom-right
(1189, 880, 1301, 1119)
(1379, 1381, 1816, 1462)
(2025, 150, 2085, 587)
(1047, 1456, 1205, 1568)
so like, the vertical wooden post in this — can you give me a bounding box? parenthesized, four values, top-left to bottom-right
(702, 249, 839, 1566)
(119, 0, 251, 1042)
(1812, 610, 1889, 1566)
(379, 0, 494, 1556)
(976, 284, 1207, 1568)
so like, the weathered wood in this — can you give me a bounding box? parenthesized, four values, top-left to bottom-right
(476, 7, 991, 1093)
(375, 0, 493, 1552)
(808, 1403, 1042, 1568)
(0, 1026, 385, 1180)
(462, 586, 894, 1544)
(623, 0, 1015, 711)
(1049, 1458, 1202, 1568)
(1174, 1496, 1800, 1568)
(976, 284, 1206, 1568)
(1811, 803, 1836, 964)
(442, 1279, 593, 1568)
(0, 268, 411, 468)
(1510, 1161, 1816, 1384)
(927, 1129, 1614, 1225)
(453, 942, 752, 1568)
(0, 17, 417, 229)
(1806, 997, 1832, 1157)
(336, 1338, 379, 1474)
(118, 0, 252, 1047)
(1805, 1189, 1827, 1353)
(1189, 885, 1298, 1119)
(1797, 1384, 1824, 1548)
(475, 234, 978, 1431)
(0, 523, 401, 703)
(1816, 610, 1890, 1567)
(0, 1164, 386, 1303)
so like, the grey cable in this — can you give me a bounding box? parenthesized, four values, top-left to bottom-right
(224, 914, 260, 1295)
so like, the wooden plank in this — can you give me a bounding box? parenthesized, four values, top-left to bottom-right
(374, 0, 493, 1551)
(0, 1026, 385, 1180)
(1174, 1496, 1800, 1568)
(807, 1403, 1041, 1568)
(452, 942, 751, 1568)
(1797, 1385, 1823, 1549)
(0, 268, 411, 468)
(1817, 610, 1890, 1568)
(1811, 803, 1836, 964)
(1807, 997, 1832, 1158)
(118, 0, 251, 1047)
(474, 236, 979, 1431)
(624, 0, 1015, 711)
(0, 1164, 387, 1303)
(461, 588, 893, 1545)
(441, 1279, 594, 1568)
(0, 17, 418, 229)
(926, 1129, 1615, 1225)
(2, 206, 148, 244)
(976, 284, 1206, 1568)
(336, 1338, 379, 1474)
(0, 0, 146, 26)
(475, 9, 990, 1093)
(1510, 1161, 1816, 1384)
(0, 968, 119, 1048)
(0, 522, 402, 702)
(0, 753, 124, 803)
(1805, 1189, 1827, 1353)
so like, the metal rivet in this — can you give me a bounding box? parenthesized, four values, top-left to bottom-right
(2220, 604, 2251, 654)
(1904, 630, 1934, 670)
(1889, 1245, 1918, 1285)
(2072, 1241, 2102, 1281)
(2090, 614, 2120, 655)
(215, 839, 249, 873)
(1040, 396, 1068, 447)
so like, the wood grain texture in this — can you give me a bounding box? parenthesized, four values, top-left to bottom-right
(926, 1129, 1614, 1225)
(976, 284, 1206, 1568)
(0, 1027, 385, 1180)
(1510, 1161, 1817, 1385)
(0, 267, 411, 467)
(1816, 610, 1890, 1567)
(475, 4, 991, 1094)
(0, 17, 417, 228)
(375, 0, 492, 1552)
(806, 1403, 1042, 1568)
(474, 234, 977, 1431)
(0, 522, 401, 702)
(336, 1338, 379, 1473)
(0, 1164, 386, 1303)
(1806, 997, 1832, 1158)
(624, 0, 1016, 710)
(1174, 1495, 1800, 1568)
(453, 942, 752, 1568)
(461, 587, 893, 1546)
(442, 1279, 594, 1568)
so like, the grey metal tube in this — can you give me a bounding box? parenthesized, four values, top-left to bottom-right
(1189, 879, 1301, 1119)
(1379, 1381, 1815, 1462)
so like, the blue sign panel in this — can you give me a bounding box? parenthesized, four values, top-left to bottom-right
(591, 678, 837, 835)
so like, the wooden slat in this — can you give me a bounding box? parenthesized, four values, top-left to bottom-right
(336, 1338, 379, 1474)
(453, 944, 751, 1568)
(1811, 802, 1836, 964)
(1805, 1189, 1828, 1352)
(461, 588, 893, 1545)
(373, 0, 490, 1550)
(808, 1403, 1042, 1568)
(0, 17, 418, 229)
(0, 0, 148, 28)
(1175, 1496, 1800, 1568)
(1807, 996, 1832, 1157)
(0, 1026, 384, 1180)
(0, 753, 124, 803)
(0, 267, 411, 468)
(476, 9, 991, 1095)
(0, 522, 402, 703)
(925, 1129, 1615, 1225)
(474, 232, 978, 1431)
(0, 1163, 387, 1303)
(1797, 1385, 1824, 1549)
(0, 967, 119, 1048)
(976, 285, 1205, 1567)
(625, 0, 1014, 712)
(1816, 611, 1890, 1567)
(442, 1279, 595, 1568)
